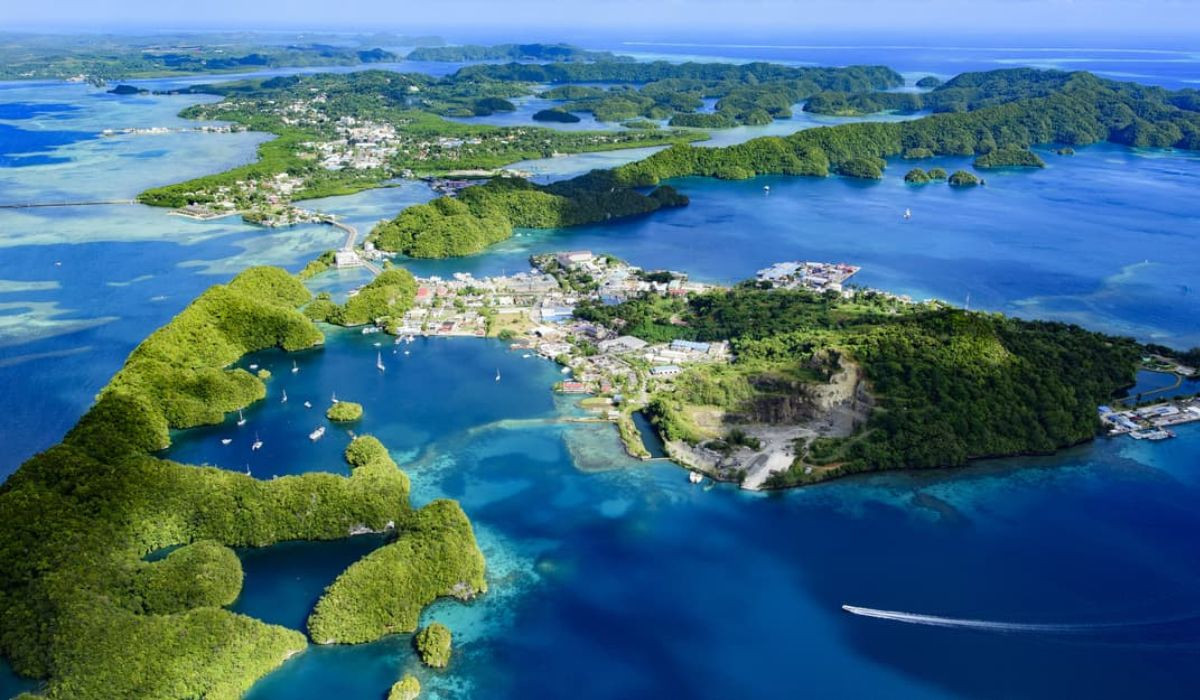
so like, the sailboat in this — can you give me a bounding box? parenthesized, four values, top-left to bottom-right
(244, 464, 251, 476)
(251, 433, 263, 451)
(376, 351, 386, 372)
(236, 409, 246, 427)
(331, 391, 339, 404)
(495, 368, 501, 382)
(281, 390, 288, 403)
(763, 185, 770, 194)
(903, 208, 912, 220)
(291, 360, 299, 374)
(304, 400, 313, 408)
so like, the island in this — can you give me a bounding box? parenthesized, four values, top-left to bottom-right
(414, 622, 453, 668)
(389, 675, 421, 700)
(406, 42, 633, 63)
(948, 170, 982, 186)
(904, 167, 932, 184)
(0, 266, 485, 698)
(532, 107, 582, 123)
(326, 400, 364, 421)
(916, 75, 943, 88)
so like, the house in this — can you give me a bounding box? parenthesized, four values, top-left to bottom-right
(651, 365, 682, 377)
(559, 381, 588, 393)
(555, 250, 595, 268)
(670, 339, 711, 354)
(334, 250, 363, 268)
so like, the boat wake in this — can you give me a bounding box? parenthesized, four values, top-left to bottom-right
(841, 605, 1200, 646)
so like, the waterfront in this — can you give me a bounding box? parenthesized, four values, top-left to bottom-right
(4, 38, 1200, 699)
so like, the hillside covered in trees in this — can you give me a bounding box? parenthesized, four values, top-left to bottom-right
(0, 267, 484, 698)
(578, 286, 1142, 485)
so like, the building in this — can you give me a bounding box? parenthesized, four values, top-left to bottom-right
(334, 250, 363, 268)
(599, 335, 649, 354)
(555, 250, 595, 268)
(540, 306, 575, 323)
(651, 365, 683, 377)
(670, 339, 711, 354)
(558, 381, 588, 393)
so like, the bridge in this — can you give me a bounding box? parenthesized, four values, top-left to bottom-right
(0, 200, 138, 209)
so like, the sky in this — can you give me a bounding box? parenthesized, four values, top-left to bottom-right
(4, 0, 1200, 37)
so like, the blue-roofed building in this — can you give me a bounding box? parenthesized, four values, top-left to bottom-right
(670, 339, 711, 353)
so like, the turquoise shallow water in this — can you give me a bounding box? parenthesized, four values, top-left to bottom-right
(3, 43, 1200, 698)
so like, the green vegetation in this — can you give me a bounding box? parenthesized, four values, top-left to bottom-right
(414, 623, 453, 669)
(927, 167, 949, 179)
(837, 156, 886, 179)
(307, 501, 485, 644)
(1057, 147, 1076, 155)
(0, 267, 483, 697)
(533, 108, 582, 123)
(948, 170, 981, 186)
(916, 76, 943, 88)
(305, 269, 419, 326)
(0, 31, 419, 81)
(904, 168, 931, 184)
(389, 675, 422, 700)
(368, 173, 688, 258)
(974, 147, 1046, 168)
(406, 43, 632, 63)
(472, 97, 517, 115)
(327, 401, 364, 422)
(613, 69, 1200, 188)
(802, 90, 924, 116)
(581, 286, 1140, 484)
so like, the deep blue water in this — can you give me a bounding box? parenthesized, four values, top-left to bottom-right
(3, 37, 1200, 700)
(153, 332, 1200, 700)
(0, 122, 92, 167)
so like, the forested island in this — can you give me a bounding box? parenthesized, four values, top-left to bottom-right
(0, 31, 431, 82)
(406, 42, 632, 63)
(0, 267, 484, 698)
(576, 284, 1143, 486)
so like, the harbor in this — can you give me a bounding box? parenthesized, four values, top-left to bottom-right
(1099, 398, 1200, 441)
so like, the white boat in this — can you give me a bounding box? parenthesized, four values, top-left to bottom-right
(304, 400, 313, 408)
(403, 350, 410, 356)
(309, 426, 326, 441)
(903, 208, 912, 220)
(522, 353, 531, 358)
(376, 352, 386, 372)
(236, 409, 246, 427)
(291, 360, 299, 374)
(249, 364, 259, 370)
(373, 341, 382, 347)
(220, 438, 232, 445)
(251, 433, 263, 451)
(763, 185, 770, 193)
(244, 464, 251, 475)
(361, 326, 381, 335)
(281, 390, 288, 403)
(331, 392, 338, 404)
(689, 471, 704, 484)
(495, 368, 501, 382)
(560, 367, 571, 374)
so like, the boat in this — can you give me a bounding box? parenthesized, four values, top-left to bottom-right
(220, 438, 232, 445)
(522, 353, 531, 358)
(249, 364, 259, 370)
(244, 464, 251, 475)
(291, 360, 299, 374)
(373, 341, 382, 347)
(361, 326, 381, 335)
(560, 367, 571, 374)
(689, 471, 704, 484)
(303, 400, 313, 408)
(376, 352, 386, 372)
(236, 409, 246, 427)
(403, 350, 410, 356)
(251, 433, 263, 451)
(495, 368, 501, 382)
(903, 208, 912, 220)
(331, 392, 338, 404)
(763, 185, 770, 193)
(309, 426, 326, 441)
(281, 390, 288, 403)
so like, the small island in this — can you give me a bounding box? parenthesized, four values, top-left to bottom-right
(414, 623, 453, 668)
(532, 107, 582, 123)
(107, 84, 148, 95)
(948, 170, 981, 186)
(904, 168, 931, 184)
(837, 157, 885, 179)
(326, 401, 363, 422)
(915, 75, 943, 88)
(389, 675, 421, 700)
(1057, 147, 1076, 155)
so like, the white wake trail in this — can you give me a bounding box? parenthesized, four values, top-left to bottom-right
(841, 605, 1112, 634)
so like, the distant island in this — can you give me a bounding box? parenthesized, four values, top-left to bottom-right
(533, 107, 582, 123)
(406, 42, 634, 63)
(106, 84, 148, 95)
